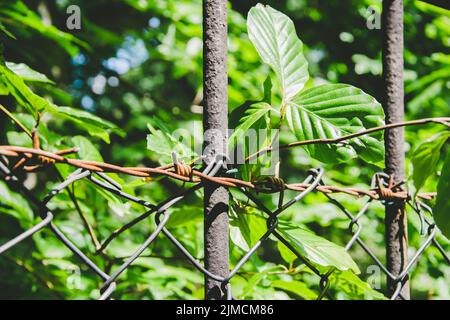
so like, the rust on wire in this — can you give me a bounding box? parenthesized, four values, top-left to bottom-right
(0, 143, 436, 201)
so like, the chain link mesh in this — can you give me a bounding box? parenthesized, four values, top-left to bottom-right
(0, 154, 449, 300)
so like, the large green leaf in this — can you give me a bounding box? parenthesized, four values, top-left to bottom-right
(229, 205, 267, 251)
(272, 279, 318, 300)
(286, 83, 385, 164)
(248, 4, 309, 101)
(434, 151, 450, 239)
(277, 224, 360, 273)
(0, 59, 52, 117)
(166, 205, 202, 228)
(6, 62, 54, 84)
(48, 106, 125, 143)
(0, 181, 33, 223)
(412, 131, 450, 192)
(330, 270, 387, 300)
(72, 136, 103, 162)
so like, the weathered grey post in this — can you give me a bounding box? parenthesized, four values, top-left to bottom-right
(202, 0, 229, 299)
(382, 0, 410, 299)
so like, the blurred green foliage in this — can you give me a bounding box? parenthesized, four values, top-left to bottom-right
(0, 0, 448, 300)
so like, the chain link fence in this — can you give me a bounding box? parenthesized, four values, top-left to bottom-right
(0, 146, 448, 300)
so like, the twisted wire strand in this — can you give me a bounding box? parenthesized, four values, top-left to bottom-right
(0, 145, 435, 201)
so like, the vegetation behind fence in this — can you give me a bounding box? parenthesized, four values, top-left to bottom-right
(0, 0, 449, 300)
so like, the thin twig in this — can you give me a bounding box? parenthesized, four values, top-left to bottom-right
(0, 103, 32, 138)
(246, 117, 450, 162)
(1, 255, 64, 299)
(67, 183, 101, 250)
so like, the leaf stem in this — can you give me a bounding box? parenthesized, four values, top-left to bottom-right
(0, 103, 32, 138)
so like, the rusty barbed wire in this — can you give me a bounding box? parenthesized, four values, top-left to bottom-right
(0, 144, 436, 201)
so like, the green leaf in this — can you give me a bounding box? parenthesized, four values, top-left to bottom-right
(277, 240, 297, 264)
(228, 77, 275, 179)
(229, 205, 267, 251)
(329, 270, 387, 300)
(0, 181, 33, 223)
(228, 75, 274, 168)
(71, 135, 124, 196)
(228, 102, 272, 150)
(286, 83, 385, 164)
(434, 151, 450, 239)
(34, 232, 72, 259)
(166, 205, 202, 228)
(239, 266, 281, 298)
(146, 120, 196, 164)
(277, 224, 360, 273)
(71, 136, 103, 162)
(0, 59, 52, 117)
(139, 260, 203, 285)
(68, 136, 127, 219)
(408, 81, 444, 113)
(412, 131, 450, 192)
(263, 76, 273, 104)
(272, 279, 318, 300)
(405, 67, 450, 94)
(248, 4, 309, 101)
(6, 131, 31, 147)
(6, 62, 54, 84)
(47, 106, 125, 143)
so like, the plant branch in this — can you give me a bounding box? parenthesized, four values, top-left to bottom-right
(0, 103, 32, 138)
(67, 183, 102, 250)
(246, 117, 450, 162)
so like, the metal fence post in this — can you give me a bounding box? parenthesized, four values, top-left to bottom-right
(382, 0, 410, 299)
(202, 0, 229, 299)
